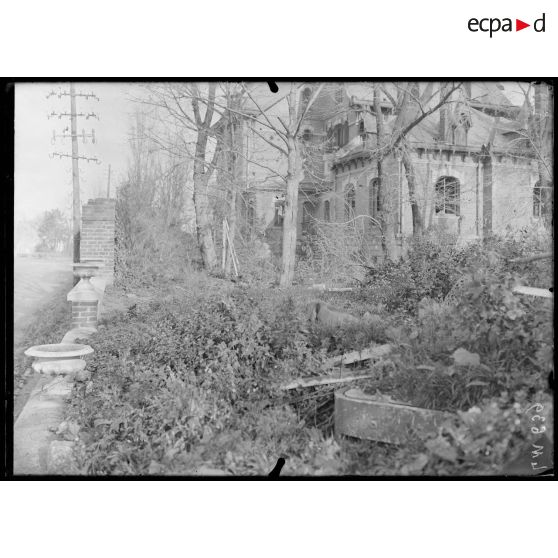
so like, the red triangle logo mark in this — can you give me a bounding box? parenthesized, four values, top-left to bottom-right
(516, 19, 530, 31)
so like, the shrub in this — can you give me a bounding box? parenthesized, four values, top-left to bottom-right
(402, 389, 554, 475)
(361, 228, 553, 315)
(67, 286, 341, 474)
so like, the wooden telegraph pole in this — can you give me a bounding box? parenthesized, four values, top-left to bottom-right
(70, 83, 81, 263)
(48, 84, 100, 266)
(107, 164, 111, 198)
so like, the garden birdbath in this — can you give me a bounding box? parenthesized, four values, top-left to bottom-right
(24, 343, 94, 376)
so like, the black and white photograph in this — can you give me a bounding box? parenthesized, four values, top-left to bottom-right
(10, 80, 554, 477)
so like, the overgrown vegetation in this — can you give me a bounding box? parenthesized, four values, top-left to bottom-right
(66, 226, 553, 475)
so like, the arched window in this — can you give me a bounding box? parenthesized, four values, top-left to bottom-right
(369, 177, 381, 217)
(334, 124, 343, 147)
(324, 200, 331, 222)
(345, 184, 356, 221)
(533, 180, 551, 219)
(302, 128, 312, 142)
(358, 118, 366, 142)
(342, 120, 349, 146)
(435, 176, 460, 216)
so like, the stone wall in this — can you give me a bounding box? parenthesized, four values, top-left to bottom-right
(80, 198, 116, 284)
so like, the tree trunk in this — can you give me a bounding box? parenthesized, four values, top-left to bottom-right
(193, 130, 218, 271)
(401, 142, 423, 236)
(225, 110, 243, 275)
(534, 82, 553, 228)
(279, 134, 302, 287)
(373, 83, 398, 261)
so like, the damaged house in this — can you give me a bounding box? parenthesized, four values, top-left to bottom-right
(239, 82, 552, 262)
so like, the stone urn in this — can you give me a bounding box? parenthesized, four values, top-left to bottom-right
(73, 262, 100, 289)
(72, 260, 102, 281)
(24, 343, 94, 376)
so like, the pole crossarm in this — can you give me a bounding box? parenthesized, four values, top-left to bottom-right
(51, 129, 96, 144)
(47, 89, 99, 101)
(48, 110, 99, 120)
(49, 152, 101, 164)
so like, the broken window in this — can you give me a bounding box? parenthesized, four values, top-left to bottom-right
(435, 176, 460, 216)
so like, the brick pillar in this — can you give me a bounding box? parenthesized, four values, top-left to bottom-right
(69, 300, 99, 329)
(67, 285, 99, 330)
(80, 198, 116, 284)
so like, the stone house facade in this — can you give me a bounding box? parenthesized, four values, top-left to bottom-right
(243, 82, 551, 259)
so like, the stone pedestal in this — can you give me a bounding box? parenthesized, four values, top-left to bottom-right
(69, 264, 102, 330)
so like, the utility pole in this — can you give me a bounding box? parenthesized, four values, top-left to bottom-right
(107, 164, 111, 198)
(47, 84, 100, 264)
(70, 84, 80, 263)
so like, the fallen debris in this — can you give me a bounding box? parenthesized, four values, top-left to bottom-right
(335, 387, 452, 444)
(325, 344, 393, 367)
(281, 373, 376, 391)
(508, 252, 552, 264)
(416, 364, 436, 372)
(307, 300, 360, 327)
(310, 283, 354, 292)
(451, 347, 481, 367)
(512, 285, 553, 299)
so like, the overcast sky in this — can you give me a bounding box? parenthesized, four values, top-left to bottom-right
(14, 81, 530, 225)
(14, 82, 139, 223)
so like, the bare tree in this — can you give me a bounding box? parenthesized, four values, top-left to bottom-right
(138, 84, 228, 272)
(240, 82, 324, 286)
(517, 82, 553, 226)
(385, 82, 461, 240)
